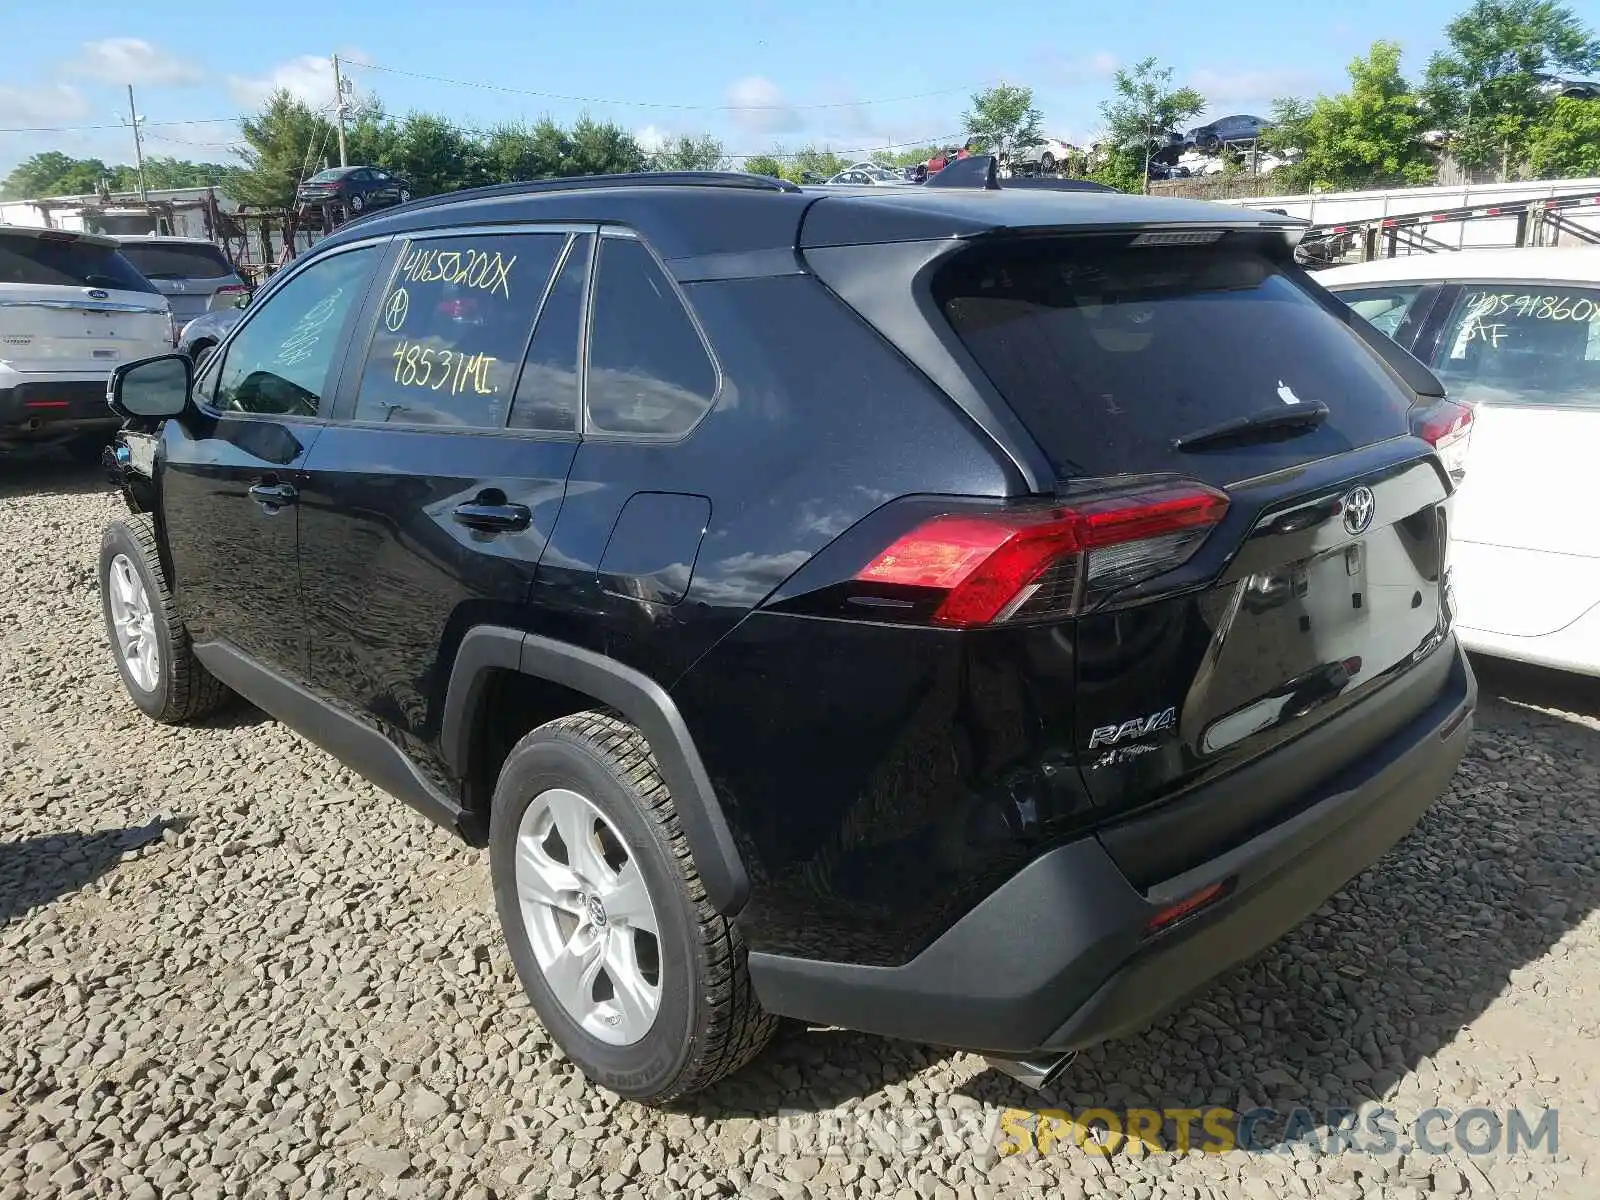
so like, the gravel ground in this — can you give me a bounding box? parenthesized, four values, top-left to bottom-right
(2, 454, 1598, 1200)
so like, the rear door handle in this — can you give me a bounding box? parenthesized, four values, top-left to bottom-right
(248, 482, 297, 508)
(452, 501, 532, 533)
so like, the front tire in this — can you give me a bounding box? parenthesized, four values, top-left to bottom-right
(98, 515, 229, 724)
(490, 712, 777, 1103)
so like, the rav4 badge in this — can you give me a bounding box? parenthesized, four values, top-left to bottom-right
(1087, 707, 1177, 750)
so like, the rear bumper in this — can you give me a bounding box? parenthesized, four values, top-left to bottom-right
(747, 640, 1475, 1057)
(0, 376, 118, 440)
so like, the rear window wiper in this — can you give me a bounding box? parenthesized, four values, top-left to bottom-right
(1173, 400, 1329, 452)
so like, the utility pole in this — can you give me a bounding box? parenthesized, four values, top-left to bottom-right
(127, 85, 148, 201)
(332, 55, 349, 167)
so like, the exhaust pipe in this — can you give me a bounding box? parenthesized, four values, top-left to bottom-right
(982, 1051, 1077, 1091)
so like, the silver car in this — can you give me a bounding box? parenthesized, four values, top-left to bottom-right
(112, 235, 249, 345)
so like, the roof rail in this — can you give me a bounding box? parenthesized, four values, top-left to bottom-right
(339, 170, 800, 229)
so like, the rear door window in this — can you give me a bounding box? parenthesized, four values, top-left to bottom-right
(1427, 284, 1600, 410)
(0, 232, 157, 293)
(352, 232, 565, 428)
(509, 235, 590, 433)
(117, 242, 236, 281)
(934, 239, 1414, 477)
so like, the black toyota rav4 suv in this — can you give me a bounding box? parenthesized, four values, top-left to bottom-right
(99, 167, 1476, 1104)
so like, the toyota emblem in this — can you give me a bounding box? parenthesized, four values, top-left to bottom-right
(1342, 486, 1376, 536)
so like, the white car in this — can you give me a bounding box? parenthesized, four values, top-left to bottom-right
(1009, 137, 1080, 174)
(0, 225, 172, 460)
(822, 165, 910, 186)
(1319, 246, 1600, 676)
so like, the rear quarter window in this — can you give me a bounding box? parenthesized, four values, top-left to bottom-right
(0, 233, 157, 293)
(1428, 284, 1600, 410)
(934, 239, 1415, 478)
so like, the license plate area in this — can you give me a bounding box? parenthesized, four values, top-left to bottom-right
(1199, 519, 1445, 755)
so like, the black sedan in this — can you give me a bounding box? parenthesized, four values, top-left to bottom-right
(295, 166, 412, 217)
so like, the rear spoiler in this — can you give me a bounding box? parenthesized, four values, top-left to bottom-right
(924, 157, 1448, 400)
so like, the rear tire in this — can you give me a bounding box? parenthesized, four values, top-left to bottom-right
(98, 515, 230, 724)
(489, 712, 777, 1103)
(349, 193, 365, 212)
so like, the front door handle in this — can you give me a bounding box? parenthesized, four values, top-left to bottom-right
(452, 501, 532, 533)
(248, 481, 297, 508)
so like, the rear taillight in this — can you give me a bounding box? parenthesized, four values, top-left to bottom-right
(214, 284, 248, 300)
(854, 480, 1228, 627)
(1414, 399, 1473, 484)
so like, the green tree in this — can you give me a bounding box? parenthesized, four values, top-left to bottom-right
(770, 145, 849, 183)
(228, 90, 339, 209)
(742, 153, 787, 178)
(884, 144, 941, 168)
(648, 134, 727, 171)
(1093, 57, 1205, 192)
(564, 116, 648, 176)
(960, 84, 1044, 159)
(0, 151, 116, 199)
(1527, 95, 1600, 175)
(1423, 0, 1600, 175)
(1270, 41, 1437, 191)
(383, 112, 484, 195)
(120, 157, 229, 191)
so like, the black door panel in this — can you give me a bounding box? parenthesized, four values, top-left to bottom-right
(295, 228, 580, 783)
(161, 243, 383, 677)
(160, 414, 320, 673)
(296, 426, 577, 782)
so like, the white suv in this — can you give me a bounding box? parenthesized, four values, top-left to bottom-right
(0, 225, 172, 460)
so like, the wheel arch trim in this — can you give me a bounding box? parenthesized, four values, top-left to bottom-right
(441, 625, 751, 916)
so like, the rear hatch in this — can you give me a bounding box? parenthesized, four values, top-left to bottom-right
(0, 228, 171, 371)
(920, 233, 1459, 876)
(116, 239, 245, 322)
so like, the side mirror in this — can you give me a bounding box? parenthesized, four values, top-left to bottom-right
(108, 353, 193, 420)
(235, 291, 252, 309)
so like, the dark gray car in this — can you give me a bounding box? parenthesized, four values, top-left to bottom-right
(113, 236, 248, 343)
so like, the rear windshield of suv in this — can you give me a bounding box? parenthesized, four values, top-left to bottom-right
(0, 232, 157, 293)
(934, 239, 1414, 478)
(118, 242, 236, 281)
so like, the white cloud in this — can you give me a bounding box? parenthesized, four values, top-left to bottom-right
(726, 76, 804, 136)
(1035, 50, 1120, 86)
(0, 82, 90, 129)
(634, 124, 669, 154)
(228, 50, 368, 111)
(68, 38, 203, 87)
(1187, 67, 1322, 118)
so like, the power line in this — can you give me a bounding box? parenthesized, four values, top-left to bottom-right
(347, 59, 979, 112)
(0, 117, 240, 134)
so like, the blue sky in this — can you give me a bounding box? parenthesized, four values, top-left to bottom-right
(3, 0, 1475, 175)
